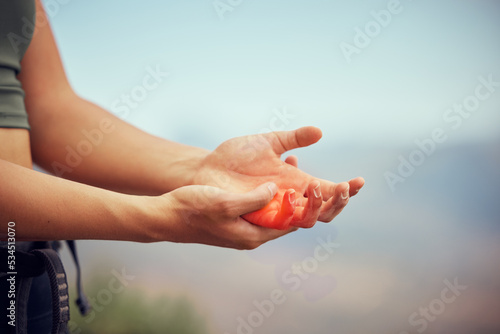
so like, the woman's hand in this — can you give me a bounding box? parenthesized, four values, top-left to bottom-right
(193, 126, 364, 228)
(241, 181, 326, 230)
(145, 182, 297, 249)
(0, 158, 292, 248)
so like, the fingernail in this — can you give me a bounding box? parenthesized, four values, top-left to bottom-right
(313, 185, 321, 199)
(267, 183, 277, 197)
(289, 190, 296, 205)
(341, 185, 350, 200)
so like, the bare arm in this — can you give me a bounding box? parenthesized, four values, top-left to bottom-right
(0, 158, 149, 241)
(14, 1, 363, 237)
(19, 0, 207, 195)
(3, 1, 292, 246)
(0, 157, 290, 249)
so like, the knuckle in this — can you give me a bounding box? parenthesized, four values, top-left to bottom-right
(313, 197, 323, 209)
(303, 221, 316, 229)
(319, 214, 334, 222)
(213, 194, 235, 217)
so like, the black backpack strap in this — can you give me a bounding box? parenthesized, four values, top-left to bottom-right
(65, 240, 91, 315)
(2, 241, 90, 333)
(0, 248, 45, 277)
(31, 248, 70, 334)
(14, 276, 33, 334)
(1, 242, 42, 334)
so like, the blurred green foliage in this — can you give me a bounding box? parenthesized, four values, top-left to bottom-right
(68, 270, 213, 334)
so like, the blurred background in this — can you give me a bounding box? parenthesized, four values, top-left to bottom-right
(42, 0, 500, 333)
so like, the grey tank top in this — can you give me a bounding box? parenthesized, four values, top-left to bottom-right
(0, 0, 36, 130)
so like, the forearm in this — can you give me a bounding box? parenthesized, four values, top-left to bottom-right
(0, 158, 157, 242)
(18, 1, 208, 195)
(0, 159, 290, 248)
(29, 92, 209, 195)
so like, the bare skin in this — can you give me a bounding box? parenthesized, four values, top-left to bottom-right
(0, 129, 32, 168)
(194, 127, 363, 228)
(0, 0, 364, 249)
(242, 188, 297, 230)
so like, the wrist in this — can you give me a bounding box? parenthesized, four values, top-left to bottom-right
(120, 193, 182, 243)
(150, 145, 210, 194)
(172, 148, 210, 187)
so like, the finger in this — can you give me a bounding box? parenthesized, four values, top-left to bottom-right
(231, 182, 278, 216)
(284, 155, 299, 167)
(294, 195, 307, 207)
(274, 189, 296, 229)
(348, 177, 365, 197)
(317, 178, 339, 200)
(317, 182, 350, 222)
(291, 181, 323, 228)
(269, 126, 323, 155)
(320, 177, 365, 200)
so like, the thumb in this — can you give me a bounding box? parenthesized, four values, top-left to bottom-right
(270, 126, 323, 155)
(234, 182, 278, 216)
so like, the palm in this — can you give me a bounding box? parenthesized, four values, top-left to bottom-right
(192, 127, 364, 226)
(193, 130, 313, 194)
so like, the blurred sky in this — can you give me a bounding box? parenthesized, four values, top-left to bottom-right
(45, 0, 500, 148)
(43, 1, 500, 333)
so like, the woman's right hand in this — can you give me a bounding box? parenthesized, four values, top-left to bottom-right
(143, 182, 297, 249)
